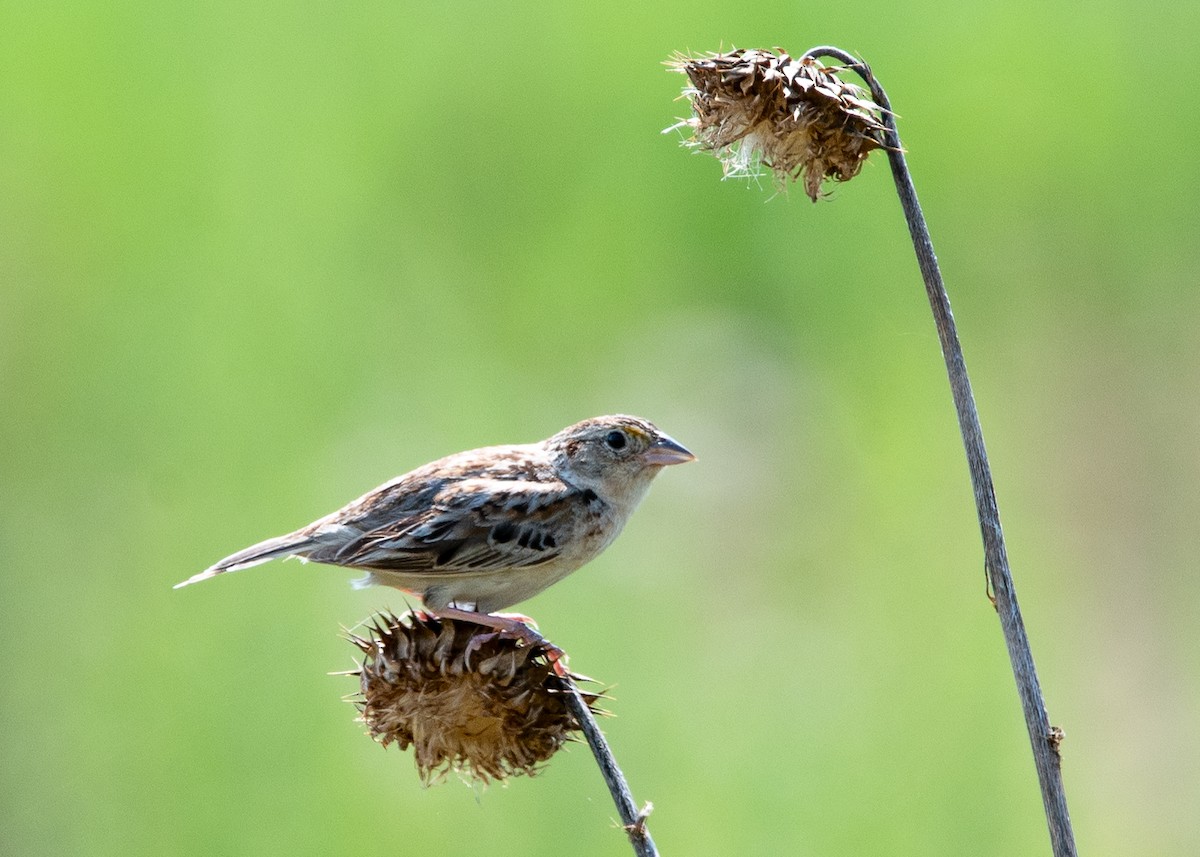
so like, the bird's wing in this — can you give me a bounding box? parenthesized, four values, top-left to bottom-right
(317, 478, 581, 574)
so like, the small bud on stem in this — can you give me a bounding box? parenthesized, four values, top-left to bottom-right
(348, 611, 601, 785)
(668, 48, 890, 200)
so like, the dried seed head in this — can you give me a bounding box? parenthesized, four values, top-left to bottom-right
(668, 48, 890, 200)
(347, 611, 602, 785)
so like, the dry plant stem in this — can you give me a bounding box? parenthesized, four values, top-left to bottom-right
(801, 46, 1077, 857)
(560, 678, 659, 857)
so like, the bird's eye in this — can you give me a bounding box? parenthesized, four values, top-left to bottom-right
(604, 430, 627, 450)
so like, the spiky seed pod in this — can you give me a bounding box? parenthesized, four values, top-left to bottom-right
(347, 611, 602, 785)
(668, 48, 890, 200)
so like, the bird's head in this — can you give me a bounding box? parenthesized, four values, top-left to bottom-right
(548, 415, 695, 507)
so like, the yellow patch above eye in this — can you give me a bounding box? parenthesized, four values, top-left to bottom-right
(623, 426, 650, 442)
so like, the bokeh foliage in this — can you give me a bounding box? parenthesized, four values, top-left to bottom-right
(3, 2, 1199, 855)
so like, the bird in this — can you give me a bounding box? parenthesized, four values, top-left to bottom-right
(175, 415, 695, 645)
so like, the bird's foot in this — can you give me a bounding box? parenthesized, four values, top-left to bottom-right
(431, 606, 568, 676)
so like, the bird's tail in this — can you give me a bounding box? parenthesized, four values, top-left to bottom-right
(174, 532, 317, 589)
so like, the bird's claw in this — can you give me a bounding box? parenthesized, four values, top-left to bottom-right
(491, 611, 540, 631)
(461, 631, 503, 669)
(427, 605, 568, 674)
(496, 619, 570, 677)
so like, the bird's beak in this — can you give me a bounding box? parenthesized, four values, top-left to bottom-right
(641, 434, 696, 466)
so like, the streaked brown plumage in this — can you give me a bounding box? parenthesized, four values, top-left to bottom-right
(176, 416, 694, 631)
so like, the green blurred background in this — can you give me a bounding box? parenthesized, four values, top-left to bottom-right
(3, 1, 1198, 855)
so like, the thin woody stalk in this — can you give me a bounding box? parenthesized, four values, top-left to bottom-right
(798, 46, 1077, 857)
(669, 46, 1077, 856)
(561, 677, 659, 857)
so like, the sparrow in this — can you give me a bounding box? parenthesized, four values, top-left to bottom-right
(176, 415, 695, 643)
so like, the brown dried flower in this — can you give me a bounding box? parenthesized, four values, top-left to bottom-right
(668, 48, 890, 200)
(346, 611, 602, 784)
